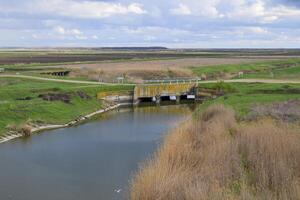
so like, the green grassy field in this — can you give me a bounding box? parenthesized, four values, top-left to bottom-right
(197, 82, 300, 117)
(0, 78, 133, 136)
(1, 56, 300, 137)
(241, 64, 300, 79)
(191, 58, 300, 80)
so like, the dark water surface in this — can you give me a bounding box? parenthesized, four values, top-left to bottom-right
(0, 104, 195, 200)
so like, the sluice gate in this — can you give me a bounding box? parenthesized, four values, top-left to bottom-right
(134, 83, 197, 104)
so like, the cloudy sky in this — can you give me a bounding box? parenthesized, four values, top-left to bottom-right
(0, 0, 300, 48)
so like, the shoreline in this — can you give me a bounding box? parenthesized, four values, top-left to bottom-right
(0, 103, 131, 144)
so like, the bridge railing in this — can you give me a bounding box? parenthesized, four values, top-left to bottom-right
(143, 78, 202, 85)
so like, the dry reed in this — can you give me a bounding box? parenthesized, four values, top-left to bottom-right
(130, 105, 300, 200)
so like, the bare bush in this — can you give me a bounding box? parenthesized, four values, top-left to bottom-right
(21, 125, 32, 136)
(247, 100, 300, 122)
(6, 123, 17, 131)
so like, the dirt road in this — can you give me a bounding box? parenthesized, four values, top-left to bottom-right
(1, 74, 300, 85)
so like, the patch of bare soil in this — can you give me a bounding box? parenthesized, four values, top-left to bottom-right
(38, 91, 91, 103)
(76, 91, 91, 100)
(39, 93, 71, 103)
(247, 100, 300, 122)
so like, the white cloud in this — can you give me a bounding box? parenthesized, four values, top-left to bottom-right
(54, 1, 146, 18)
(227, 0, 300, 23)
(1, 0, 300, 47)
(171, 4, 192, 15)
(122, 26, 192, 37)
(2, 0, 147, 19)
(169, 0, 300, 23)
(54, 26, 66, 35)
(54, 26, 82, 36)
(92, 35, 99, 40)
(70, 29, 82, 36)
(75, 35, 88, 40)
(127, 3, 146, 14)
(145, 35, 156, 41)
(270, 5, 300, 18)
(170, 0, 222, 18)
(52, 26, 90, 40)
(31, 34, 39, 39)
(245, 27, 269, 34)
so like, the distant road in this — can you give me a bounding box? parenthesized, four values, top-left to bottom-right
(200, 79, 300, 84)
(1, 74, 300, 85)
(0, 74, 134, 86)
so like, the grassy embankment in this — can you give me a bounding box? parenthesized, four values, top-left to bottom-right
(191, 58, 300, 80)
(0, 78, 133, 137)
(131, 81, 300, 200)
(197, 82, 300, 117)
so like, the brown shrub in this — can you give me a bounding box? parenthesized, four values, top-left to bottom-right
(21, 125, 32, 137)
(247, 100, 300, 122)
(6, 123, 18, 131)
(130, 105, 300, 200)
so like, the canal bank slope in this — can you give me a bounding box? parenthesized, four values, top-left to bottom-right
(0, 103, 127, 144)
(0, 77, 134, 143)
(130, 104, 300, 200)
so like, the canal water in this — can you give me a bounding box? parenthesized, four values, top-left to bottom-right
(0, 104, 195, 200)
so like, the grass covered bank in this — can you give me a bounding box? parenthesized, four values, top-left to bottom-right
(191, 58, 300, 80)
(0, 78, 133, 137)
(197, 82, 300, 117)
(130, 105, 300, 200)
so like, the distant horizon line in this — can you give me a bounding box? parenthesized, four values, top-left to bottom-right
(1, 47, 300, 50)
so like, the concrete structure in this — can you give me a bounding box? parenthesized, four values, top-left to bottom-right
(143, 78, 201, 84)
(97, 91, 133, 104)
(95, 82, 219, 105)
(134, 83, 197, 104)
(238, 71, 244, 78)
(0, 68, 4, 73)
(116, 77, 125, 84)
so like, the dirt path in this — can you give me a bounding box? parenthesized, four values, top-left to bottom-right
(202, 79, 300, 84)
(1, 74, 300, 85)
(0, 74, 134, 85)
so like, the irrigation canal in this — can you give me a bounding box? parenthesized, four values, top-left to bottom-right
(0, 104, 196, 200)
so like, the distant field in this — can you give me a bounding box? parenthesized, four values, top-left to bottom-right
(1, 48, 300, 65)
(192, 58, 300, 80)
(48, 57, 290, 82)
(0, 51, 228, 65)
(241, 63, 300, 80)
(1, 49, 300, 83)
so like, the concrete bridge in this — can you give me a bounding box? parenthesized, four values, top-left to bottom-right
(134, 83, 197, 104)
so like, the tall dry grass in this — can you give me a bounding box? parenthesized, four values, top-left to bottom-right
(130, 105, 300, 200)
(238, 120, 300, 199)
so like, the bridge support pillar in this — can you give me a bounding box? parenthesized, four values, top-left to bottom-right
(155, 95, 160, 104)
(176, 95, 180, 104)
